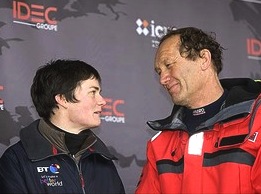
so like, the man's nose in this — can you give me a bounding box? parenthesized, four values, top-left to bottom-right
(159, 71, 170, 86)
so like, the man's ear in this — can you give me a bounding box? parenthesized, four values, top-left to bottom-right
(200, 49, 211, 71)
(54, 94, 68, 108)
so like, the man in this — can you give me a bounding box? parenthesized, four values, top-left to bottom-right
(0, 59, 125, 193)
(135, 27, 261, 193)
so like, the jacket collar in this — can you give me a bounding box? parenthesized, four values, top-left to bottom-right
(147, 78, 261, 131)
(20, 119, 116, 161)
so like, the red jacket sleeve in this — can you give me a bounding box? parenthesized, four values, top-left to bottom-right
(135, 140, 161, 194)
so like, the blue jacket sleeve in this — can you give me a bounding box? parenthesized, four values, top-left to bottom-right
(0, 146, 29, 194)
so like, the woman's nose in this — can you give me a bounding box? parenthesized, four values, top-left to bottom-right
(98, 95, 106, 106)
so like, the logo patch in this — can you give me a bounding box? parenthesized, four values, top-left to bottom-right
(37, 164, 63, 187)
(193, 108, 206, 116)
(188, 132, 204, 155)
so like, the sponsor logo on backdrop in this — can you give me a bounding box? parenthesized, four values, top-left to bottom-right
(247, 38, 261, 60)
(135, 18, 171, 48)
(101, 98, 125, 123)
(0, 85, 4, 110)
(12, 1, 58, 31)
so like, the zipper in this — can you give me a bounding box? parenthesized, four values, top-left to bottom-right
(71, 154, 86, 194)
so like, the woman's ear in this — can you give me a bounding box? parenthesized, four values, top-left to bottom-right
(54, 94, 68, 109)
(200, 49, 211, 71)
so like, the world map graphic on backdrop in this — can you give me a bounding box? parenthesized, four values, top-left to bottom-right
(0, 0, 126, 56)
(0, 21, 23, 55)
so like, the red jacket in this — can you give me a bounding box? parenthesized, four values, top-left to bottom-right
(136, 78, 261, 194)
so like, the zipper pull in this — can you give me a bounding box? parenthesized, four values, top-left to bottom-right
(79, 172, 85, 188)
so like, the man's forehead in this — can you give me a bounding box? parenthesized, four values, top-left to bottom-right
(155, 45, 179, 63)
(159, 34, 180, 46)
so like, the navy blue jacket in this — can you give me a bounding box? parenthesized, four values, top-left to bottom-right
(0, 119, 125, 194)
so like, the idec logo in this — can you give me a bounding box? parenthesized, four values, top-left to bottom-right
(247, 38, 261, 60)
(136, 18, 171, 48)
(13, 1, 58, 31)
(0, 85, 4, 111)
(101, 98, 125, 123)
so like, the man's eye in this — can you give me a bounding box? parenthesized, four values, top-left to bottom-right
(166, 64, 171, 68)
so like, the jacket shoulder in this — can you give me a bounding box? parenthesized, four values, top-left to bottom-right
(0, 141, 28, 174)
(150, 130, 181, 142)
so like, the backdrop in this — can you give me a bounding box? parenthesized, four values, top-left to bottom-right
(1, 0, 261, 193)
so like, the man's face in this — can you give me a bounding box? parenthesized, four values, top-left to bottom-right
(154, 35, 205, 108)
(65, 78, 106, 131)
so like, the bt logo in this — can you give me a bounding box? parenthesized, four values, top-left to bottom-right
(37, 164, 60, 174)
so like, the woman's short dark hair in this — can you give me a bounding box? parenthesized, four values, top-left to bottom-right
(159, 27, 224, 74)
(30, 59, 101, 120)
